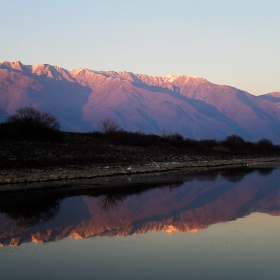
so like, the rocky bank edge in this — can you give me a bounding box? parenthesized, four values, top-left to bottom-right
(1, 156, 280, 190)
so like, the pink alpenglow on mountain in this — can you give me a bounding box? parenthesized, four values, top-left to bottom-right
(1, 61, 280, 142)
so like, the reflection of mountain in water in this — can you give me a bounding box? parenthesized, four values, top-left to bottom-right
(1, 167, 280, 246)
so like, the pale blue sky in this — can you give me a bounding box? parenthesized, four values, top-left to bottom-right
(1, 0, 279, 95)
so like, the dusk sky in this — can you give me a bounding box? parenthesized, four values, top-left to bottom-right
(1, 0, 279, 95)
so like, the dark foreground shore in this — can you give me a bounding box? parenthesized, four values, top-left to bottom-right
(1, 132, 280, 191)
(1, 156, 280, 191)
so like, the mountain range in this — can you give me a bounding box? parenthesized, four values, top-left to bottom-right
(1, 60, 280, 142)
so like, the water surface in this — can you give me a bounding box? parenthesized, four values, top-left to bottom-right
(1, 165, 280, 279)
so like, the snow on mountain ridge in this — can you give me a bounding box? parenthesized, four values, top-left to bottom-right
(71, 68, 208, 87)
(267, 92, 280, 97)
(0, 61, 74, 81)
(0, 61, 208, 87)
(0, 60, 32, 72)
(31, 64, 75, 81)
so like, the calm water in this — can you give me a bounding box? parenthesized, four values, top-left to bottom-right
(1, 165, 280, 280)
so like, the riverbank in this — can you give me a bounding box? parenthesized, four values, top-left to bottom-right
(1, 156, 280, 191)
(1, 132, 280, 191)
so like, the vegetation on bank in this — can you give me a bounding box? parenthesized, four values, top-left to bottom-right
(88, 129, 278, 154)
(0, 107, 61, 142)
(0, 107, 280, 169)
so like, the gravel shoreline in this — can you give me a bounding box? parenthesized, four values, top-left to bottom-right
(1, 156, 280, 191)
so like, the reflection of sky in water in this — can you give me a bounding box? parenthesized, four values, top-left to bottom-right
(1, 166, 280, 279)
(1, 213, 280, 280)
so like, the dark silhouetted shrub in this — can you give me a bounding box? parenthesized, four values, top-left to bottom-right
(98, 117, 121, 133)
(2, 107, 61, 141)
(256, 138, 273, 150)
(224, 135, 245, 145)
(221, 135, 245, 150)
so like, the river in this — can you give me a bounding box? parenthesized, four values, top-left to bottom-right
(1, 165, 280, 279)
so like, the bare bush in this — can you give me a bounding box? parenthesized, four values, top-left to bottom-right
(163, 132, 184, 141)
(3, 107, 61, 141)
(224, 135, 245, 145)
(256, 138, 273, 151)
(98, 117, 120, 133)
(6, 107, 60, 131)
(221, 134, 245, 150)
